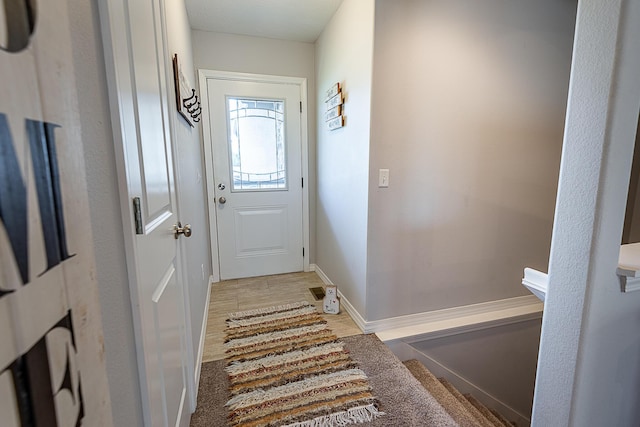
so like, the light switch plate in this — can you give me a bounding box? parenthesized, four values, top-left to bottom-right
(379, 169, 390, 187)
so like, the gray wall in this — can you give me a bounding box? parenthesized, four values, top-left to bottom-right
(71, 0, 144, 425)
(412, 320, 542, 417)
(191, 31, 317, 265)
(366, 0, 577, 320)
(315, 0, 375, 317)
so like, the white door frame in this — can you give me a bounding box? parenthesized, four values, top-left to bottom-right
(198, 70, 310, 282)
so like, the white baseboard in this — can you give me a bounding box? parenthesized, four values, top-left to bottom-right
(387, 340, 531, 426)
(309, 263, 317, 272)
(194, 276, 213, 401)
(312, 264, 367, 332)
(311, 265, 543, 341)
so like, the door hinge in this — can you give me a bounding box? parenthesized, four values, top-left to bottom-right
(300, 101, 302, 113)
(133, 197, 143, 234)
(301, 177, 304, 188)
(303, 247, 305, 257)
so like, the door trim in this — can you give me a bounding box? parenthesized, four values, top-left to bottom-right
(198, 70, 310, 282)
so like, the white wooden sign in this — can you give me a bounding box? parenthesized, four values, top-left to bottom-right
(325, 82, 345, 131)
(327, 116, 345, 130)
(325, 82, 341, 101)
(0, 1, 112, 425)
(325, 105, 342, 122)
(326, 92, 344, 109)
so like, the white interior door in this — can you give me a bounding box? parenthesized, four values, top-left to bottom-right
(204, 77, 305, 280)
(100, 0, 190, 426)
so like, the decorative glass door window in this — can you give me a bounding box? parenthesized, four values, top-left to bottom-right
(227, 97, 287, 191)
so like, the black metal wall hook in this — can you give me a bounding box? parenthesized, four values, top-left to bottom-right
(184, 98, 198, 110)
(183, 88, 196, 103)
(187, 101, 200, 115)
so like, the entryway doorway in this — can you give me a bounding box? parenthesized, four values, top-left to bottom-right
(199, 71, 310, 281)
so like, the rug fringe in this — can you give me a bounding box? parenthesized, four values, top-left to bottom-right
(283, 404, 385, 427)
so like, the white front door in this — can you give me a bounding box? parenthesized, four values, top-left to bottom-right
(203, 76, 305, 280)
(100, 0, 190, 426)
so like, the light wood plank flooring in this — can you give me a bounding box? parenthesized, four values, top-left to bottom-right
(202, 271, 363, 362)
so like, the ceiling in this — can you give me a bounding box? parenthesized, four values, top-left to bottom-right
(184, 0, 344, 43)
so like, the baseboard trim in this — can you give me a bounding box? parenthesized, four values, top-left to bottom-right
(336, 289, 367, 332)
(387, 340, 531, 426)
(194, 276, 213, 400)
(313, 264, 367, 332)
(312, 265, 543, 340)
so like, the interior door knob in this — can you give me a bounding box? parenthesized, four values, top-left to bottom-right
(174, 222, 192, 239)
(218, 196, 226, 204)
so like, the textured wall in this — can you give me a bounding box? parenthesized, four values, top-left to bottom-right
(366, 0, 576, 320)
(315, 0, 375, 317)
(534, 0, 640, 425)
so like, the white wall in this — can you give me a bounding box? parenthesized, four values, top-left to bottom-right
(315, 0, 375, 317)
(165, 0, 212, 380)
(366, 0, 577, 320)
(533, 0, 640, 425)
(191, 31, 317, 264)
(71, 0, 144, 425)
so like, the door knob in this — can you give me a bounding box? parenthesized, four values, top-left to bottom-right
(174, 222, 192, 239)
(218, 196, 226, 204)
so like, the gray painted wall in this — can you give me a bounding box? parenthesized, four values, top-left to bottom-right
(315, 0, 375, 317)
(412, 320, 542, 417)
(366, 0, 577, 320)
(191, 31, 317, 265)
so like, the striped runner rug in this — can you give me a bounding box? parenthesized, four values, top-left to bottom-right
(224, 301, 385, 427)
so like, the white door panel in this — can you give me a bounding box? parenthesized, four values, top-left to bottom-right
(234, 206, 289, 255)
(100, 0, 190, 425)
(205, 77, 304, 279)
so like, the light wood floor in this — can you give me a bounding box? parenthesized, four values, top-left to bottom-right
(202, 271, 363, 362)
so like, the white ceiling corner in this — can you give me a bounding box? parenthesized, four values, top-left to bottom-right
(184, 0, 344, 43)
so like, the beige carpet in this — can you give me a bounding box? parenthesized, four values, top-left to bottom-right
(191, 333, 458, 426)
